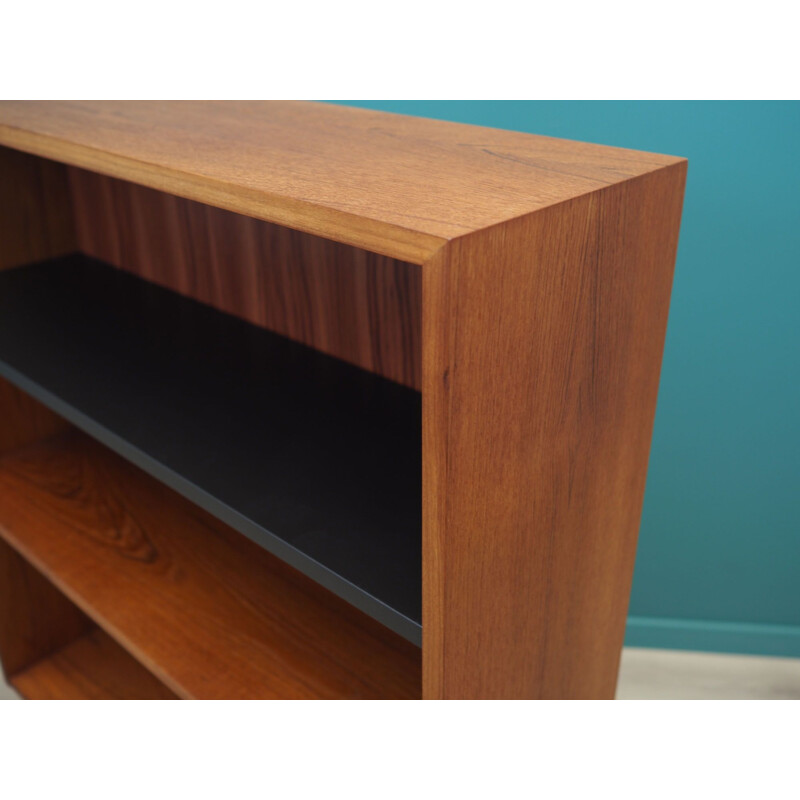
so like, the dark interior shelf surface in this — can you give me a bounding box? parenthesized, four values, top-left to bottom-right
(0, 254, 422, 643)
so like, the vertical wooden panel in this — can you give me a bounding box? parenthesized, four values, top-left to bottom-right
(68, 167, 422, 389)
(422, 163, 687, 699)
(0, 146, 76, 270)
(0, 538, 92, 679)
(0, 377, 68, 453)
(0, 144, 79, 685)
(0, 380, 87, 682)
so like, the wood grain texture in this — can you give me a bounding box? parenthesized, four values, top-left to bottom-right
(0, 102, 682, 263)
(0, 537, 92, 678)
(11, 628, 178, 700)
(422, 162, 687, 699)
(68, 167, 421, 388)
(0, 145, 76, 270)
(0, 103, 689, 700)
(0, 378, 78, 683)
(0, 431, 421, 699)
(0, 377, 69, 454)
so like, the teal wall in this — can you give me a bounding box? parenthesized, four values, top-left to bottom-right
(332, 101, 800, 657)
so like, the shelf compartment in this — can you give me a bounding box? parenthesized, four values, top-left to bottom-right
(0, 431, 421, 699)
(11, 628, 179, 700)
(0, 253, 421, 642)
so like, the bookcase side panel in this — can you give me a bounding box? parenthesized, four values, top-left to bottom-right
(422, 163, 687, 699)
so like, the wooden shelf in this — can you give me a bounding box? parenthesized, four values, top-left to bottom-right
(0, 254, 421, 643)
(11, 628, 178, 700)
(0, 101, 683, 264)
(0, 431, 421, 699)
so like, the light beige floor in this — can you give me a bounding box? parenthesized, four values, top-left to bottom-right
(0, 678, 16, 700)
(616, 647, 800, 699)
(1, 647, 798, 699)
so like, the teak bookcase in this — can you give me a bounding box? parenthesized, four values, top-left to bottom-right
(0, 101, 686, 699)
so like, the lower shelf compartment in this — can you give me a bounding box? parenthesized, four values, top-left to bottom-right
(11, 628, 178, 700)
(0, 254, 421, 641)
(0, 430, 421, 699)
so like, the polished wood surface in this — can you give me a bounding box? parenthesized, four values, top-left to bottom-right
(68, 167, 421, 388)
(0, 146, 76, 270)
(422, 162, 687, 698)
(0, 431, 421, 699)
(0, 377, 68, 454)
(0, 379, 81, 683)
(0, 102, 688, 700)
(0, 537, 92, 678)
(0, 102, 681, 263)
(12, 628, 178, 700)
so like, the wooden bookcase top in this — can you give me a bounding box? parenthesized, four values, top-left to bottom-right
(0, 101, 683, 264)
